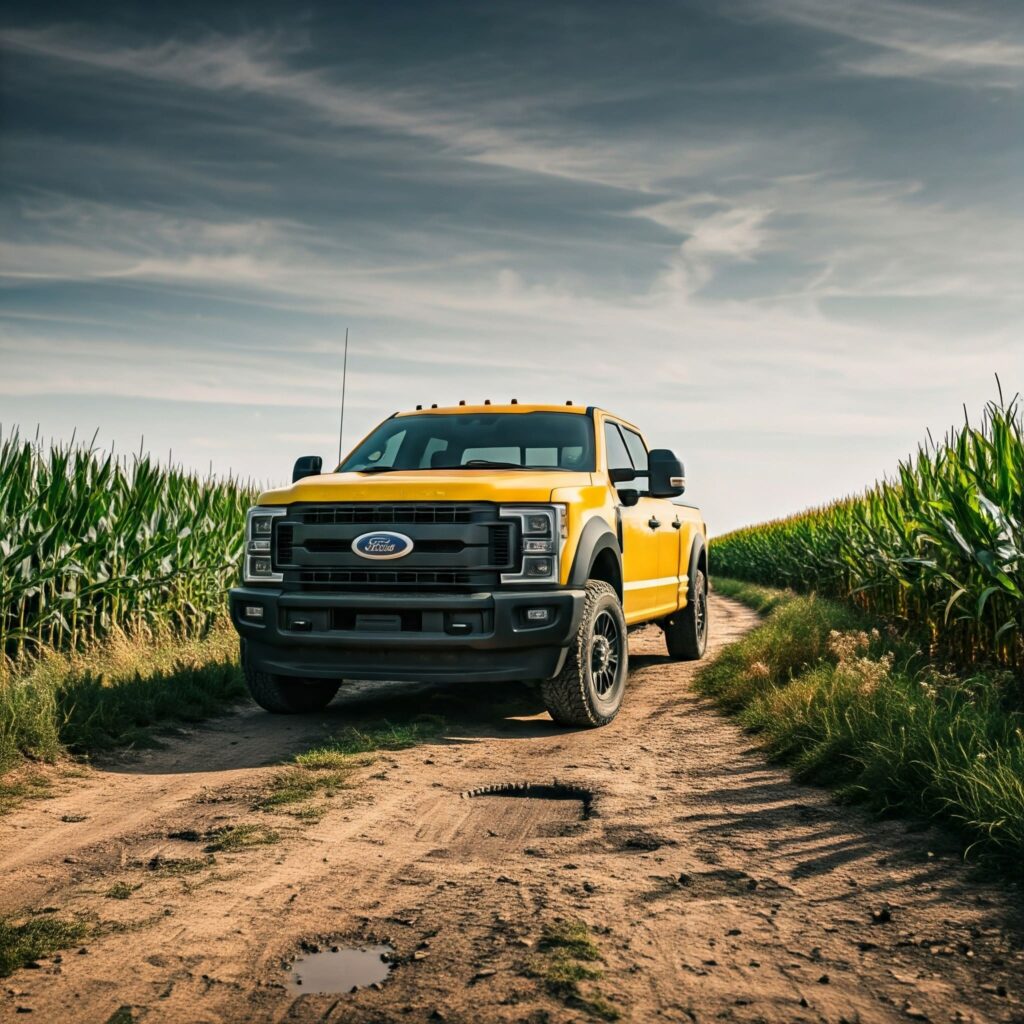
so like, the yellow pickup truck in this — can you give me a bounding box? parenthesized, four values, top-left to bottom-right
(230, 403, 707, 727)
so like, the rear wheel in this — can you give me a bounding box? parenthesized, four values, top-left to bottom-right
(664, 567, 708, 660)
(241, 643, 340, 714)
(541, 580, 628, 727)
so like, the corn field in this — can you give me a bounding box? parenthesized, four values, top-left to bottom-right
(0, 431, 255, 664)
(711, 395, 1024, 670)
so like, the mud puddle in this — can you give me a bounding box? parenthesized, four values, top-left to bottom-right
(287, 942, 395, 994)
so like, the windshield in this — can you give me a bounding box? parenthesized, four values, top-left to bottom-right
(338, 412, 595, 473)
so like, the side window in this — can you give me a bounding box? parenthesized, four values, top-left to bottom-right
(603, 421, 633, 477)
(621, 428, 649, 494)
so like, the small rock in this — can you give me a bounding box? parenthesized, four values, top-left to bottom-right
(63, 857, 78, 865)
(903, 1003, 928, 1021)
(413, 950, 429, 961)
(726, 929, 741, 936)
(370, 982, 383, 991)
(818, 974, 830, 985)
(872, 907, 892, 925)
(475, 969, 497, 980)
(677, 873, 692, 886)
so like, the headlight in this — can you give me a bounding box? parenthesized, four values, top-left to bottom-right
(499, 505, 565, 584)
(244, 507, 286, 583)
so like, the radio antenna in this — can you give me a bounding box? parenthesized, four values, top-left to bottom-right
(337, 327, 350, 465)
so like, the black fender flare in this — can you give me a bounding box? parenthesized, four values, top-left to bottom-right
(685, 532, 707, 602)
(568, 516, 623, 598)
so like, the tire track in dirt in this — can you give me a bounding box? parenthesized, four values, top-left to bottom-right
(1, 594, 1022, 1023)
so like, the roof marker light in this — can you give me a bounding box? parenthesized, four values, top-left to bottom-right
(511, 398, 518, 405)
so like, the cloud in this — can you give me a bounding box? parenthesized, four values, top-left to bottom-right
(762, 0, 1024, 88)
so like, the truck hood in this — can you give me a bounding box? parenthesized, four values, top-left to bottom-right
(257, 470, 594, 506)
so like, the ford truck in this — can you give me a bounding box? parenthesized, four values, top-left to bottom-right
(229, 403, 708, 727)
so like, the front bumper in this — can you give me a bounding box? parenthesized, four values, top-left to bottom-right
(229, 587, 586, 683)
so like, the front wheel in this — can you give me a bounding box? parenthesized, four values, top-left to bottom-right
(241, 644, 340, 714)
(664, 568, 708, 660)
(541, 580, 628, 727)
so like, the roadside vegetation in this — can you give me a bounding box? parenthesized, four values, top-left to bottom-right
(1, 431, 252, 792)
(705, 579, 1024, 871)
(1, 620, 244, 781)
(711, 392, 1023, 670)
(0, 429, 253, 662)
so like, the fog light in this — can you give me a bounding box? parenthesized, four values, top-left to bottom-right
(251, 557, 273, 576)
(526, 608, 551, 622)
(244, 605, 264, 619)
(524, 557, 553, 577)
(524, 538, 554, 554)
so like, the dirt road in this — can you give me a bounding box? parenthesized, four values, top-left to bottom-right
(2, 595, 1022, 1023)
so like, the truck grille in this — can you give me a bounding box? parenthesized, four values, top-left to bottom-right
(274, 502, 519, 592)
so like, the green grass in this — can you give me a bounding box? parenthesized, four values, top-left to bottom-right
(528, 921, 619, 1022)
(0, 914, 90, 976)
(203, 823, 280, 852)
(104, 882, 139, 900)
(706, 578, 1024, 872)
(0, 621, 245, 803)
(711, 577, 797, 616)
(256, 716, 449, 815)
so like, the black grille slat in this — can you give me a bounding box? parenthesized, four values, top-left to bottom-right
(299, 569, 478, 589)
(276, 524, 294, 565)
(489, 523, 513, 569)
(301, 504, 475, 526)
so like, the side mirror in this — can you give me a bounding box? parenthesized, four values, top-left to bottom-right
(609, 467, 636, 484)
(648, 449, 685, 498)
(618, 488, 641, 508)
(292, 455, 323, 483)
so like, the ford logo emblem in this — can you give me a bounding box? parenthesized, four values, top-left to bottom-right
(351, 531, 414, 560)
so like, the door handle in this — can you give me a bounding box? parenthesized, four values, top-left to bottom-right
(672, 517, 682, 530)
(648, 517, 661, 530)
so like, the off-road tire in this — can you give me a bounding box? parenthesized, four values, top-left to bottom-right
(541, 580, 628, 727)
(664, 568, 708, 660)
(241, 644, 340, 713)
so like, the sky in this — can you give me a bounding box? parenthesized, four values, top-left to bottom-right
(1, 0, 1021, 534)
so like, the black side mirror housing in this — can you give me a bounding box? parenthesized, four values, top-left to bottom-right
(609, 467, 637, 484)
(292, 455, 323, 483)
(648, 449, 685, 498)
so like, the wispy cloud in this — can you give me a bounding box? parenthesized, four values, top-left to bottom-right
(1, 5, 1021, 531)
(763, 0, 1024, 88)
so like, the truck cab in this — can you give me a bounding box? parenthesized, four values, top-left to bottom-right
(230, 403, 708, 727)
